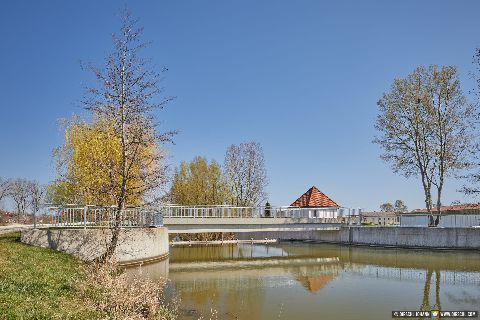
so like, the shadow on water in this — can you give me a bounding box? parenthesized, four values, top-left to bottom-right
(127, 242, 480, 320)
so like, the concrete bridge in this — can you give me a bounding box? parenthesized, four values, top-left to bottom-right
(163, 217, 343, 233)
(159, 205, 353, 234)
(36, 204, 357, 233)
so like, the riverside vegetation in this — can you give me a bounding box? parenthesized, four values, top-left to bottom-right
(0, 233, 176, 320)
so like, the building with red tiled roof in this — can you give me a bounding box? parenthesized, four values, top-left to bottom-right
(289, 186, 339, 219)
(290, 186, 339, 208)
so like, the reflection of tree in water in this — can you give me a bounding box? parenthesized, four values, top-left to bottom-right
(172, 261, 341, 319)
(175, 277, 265, 320)
(169, 243, 480, 320)
(419, 269, 441, 319)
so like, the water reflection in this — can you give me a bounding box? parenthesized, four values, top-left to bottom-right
(419, 269, 441, 318)
(127, 242, 480, 320)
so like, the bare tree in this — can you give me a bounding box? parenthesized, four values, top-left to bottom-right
(374, 66, 476, 225)
(29, 181, 45, 227)
(462, 48, 480, 198)
(379, 203, 393, 212)
(427, 66, 475, 218)
(393, 200, 408, 214)
(375, 67, 436, 214)
(0, 177, 11, 206)
(9, 179, 31, 223)
(224, 142, 268, 206)
(82, 10, 175, 260)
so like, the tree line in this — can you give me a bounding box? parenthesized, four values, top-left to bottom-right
(169, 141, 268, 207)
(379, 200, 408, 214)
(1, 11, 269, 257)
(0, 177, 45, 223)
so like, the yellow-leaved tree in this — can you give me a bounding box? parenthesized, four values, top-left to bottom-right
(170, 156, 231, 205)
(48, 118, 164, 206)
(49, 11, 175, 261)
(170, 156, 233, 241)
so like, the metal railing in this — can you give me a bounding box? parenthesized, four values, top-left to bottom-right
(36, 204, 163, 229)
(35, 204, 353, 228)
(159, 205, 341, 219)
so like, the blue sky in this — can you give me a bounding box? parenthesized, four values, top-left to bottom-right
(1, 1, 479, 210)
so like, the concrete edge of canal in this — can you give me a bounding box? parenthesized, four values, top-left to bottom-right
(235, 226, 480, 250)
(19, 226, 480, 265)
(20, 227, 169, 265)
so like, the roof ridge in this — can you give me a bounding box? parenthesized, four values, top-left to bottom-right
(306, 186, 314, 205)
(290, 185, 339, 207)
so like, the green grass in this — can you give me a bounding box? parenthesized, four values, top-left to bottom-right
(0, 233, 101, 320)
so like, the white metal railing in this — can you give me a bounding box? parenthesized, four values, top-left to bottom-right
(34, 204, 354, 228)
(159, 205, 342, 220)
(36, 204, 162, 229)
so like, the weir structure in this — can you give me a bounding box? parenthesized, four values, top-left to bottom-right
(20, 204, 480, 265)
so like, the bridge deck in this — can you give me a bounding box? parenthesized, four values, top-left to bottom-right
(164, 217, 344, 233)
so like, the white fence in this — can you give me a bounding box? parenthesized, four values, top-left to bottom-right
(37, 205, 162, 228)
(400, 214, 480, 228)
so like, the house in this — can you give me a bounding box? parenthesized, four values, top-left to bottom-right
(361, 211, 399, 226)
(289, 186, 340, 219)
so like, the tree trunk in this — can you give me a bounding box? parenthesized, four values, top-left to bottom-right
(98, 56, 128, 264)
(435, 270, 441, 311)
(421, 269, 433, 311)
(434, 185, 442, 226)
(421, 174, 434, 227)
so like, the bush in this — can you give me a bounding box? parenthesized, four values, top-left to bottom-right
(79, 260, 177, 320)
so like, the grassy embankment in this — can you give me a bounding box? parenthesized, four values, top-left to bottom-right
(0, 232, 99, 319)
(0, 232, 176, 320)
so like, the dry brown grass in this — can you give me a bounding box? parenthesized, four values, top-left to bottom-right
(79, 260, 177, 320)
(170, 232, 236, 241)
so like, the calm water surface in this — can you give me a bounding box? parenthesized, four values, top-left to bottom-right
(128, 242, 480, 320)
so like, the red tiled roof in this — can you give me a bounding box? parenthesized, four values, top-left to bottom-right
(412, 203, 480, 213)
(297, 274, 336, 293)
(290, 186, 339, 207)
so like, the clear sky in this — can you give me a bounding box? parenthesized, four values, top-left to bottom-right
(1, 1, 479, 211)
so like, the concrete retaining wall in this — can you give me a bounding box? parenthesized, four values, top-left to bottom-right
(236, 227, 480, 250)
(343, 226, 480, 249)
(21, 227, 169, 265)
(236, 229, 341, 241)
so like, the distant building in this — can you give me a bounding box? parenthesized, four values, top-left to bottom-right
(361, 212, 399, 226)
(289, 186, 339, 219)
(411, 203, 480, 215)
(401, 204, 480, 227)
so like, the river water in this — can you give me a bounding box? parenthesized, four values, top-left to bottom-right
(128, 242, 480, 320)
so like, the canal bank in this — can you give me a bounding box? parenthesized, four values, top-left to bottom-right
(235, 226, 480, 250)
(133, 240, 480, 320)
(21, 227, 169, 265)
